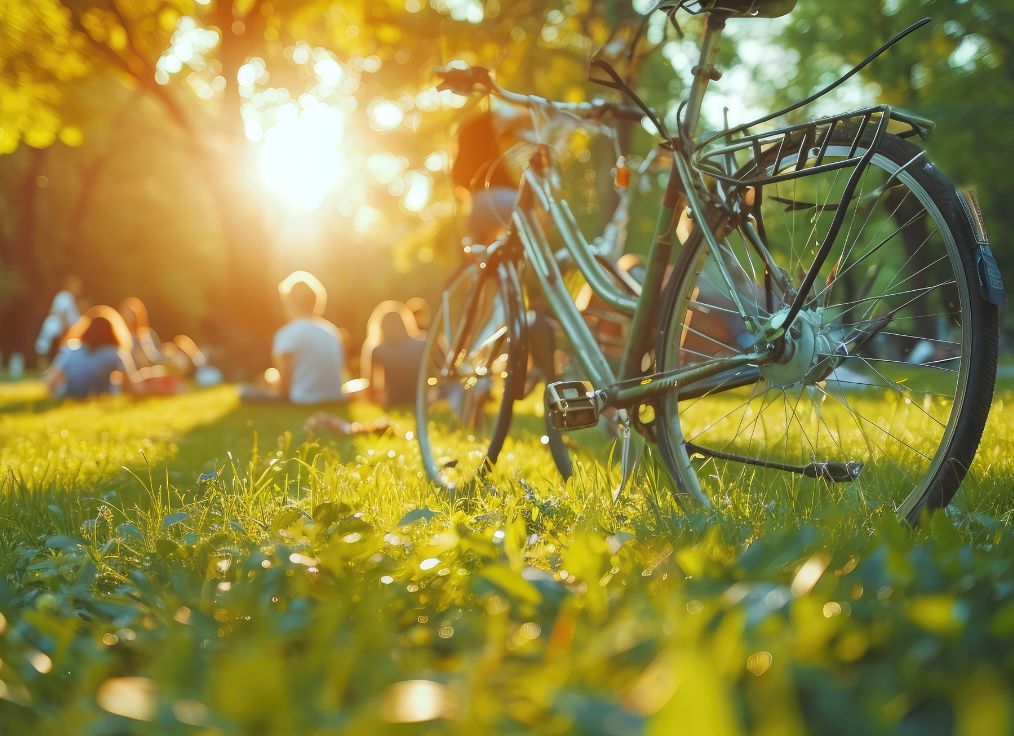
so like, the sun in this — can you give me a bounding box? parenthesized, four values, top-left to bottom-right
(257, 102, 347, 211)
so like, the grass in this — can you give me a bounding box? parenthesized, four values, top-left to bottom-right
(0, 379, 1011, 734)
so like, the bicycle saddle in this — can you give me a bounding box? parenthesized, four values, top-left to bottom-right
(658, 0, 797, 18)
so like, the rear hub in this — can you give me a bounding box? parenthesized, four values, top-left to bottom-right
(759, 309, 836, 388)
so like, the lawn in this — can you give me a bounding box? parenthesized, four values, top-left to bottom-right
(0, 380, 1011, 734)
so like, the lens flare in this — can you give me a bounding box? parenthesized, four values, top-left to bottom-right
(258, 104, 346, 210)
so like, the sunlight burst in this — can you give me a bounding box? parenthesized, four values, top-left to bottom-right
(257, 103, 346, 211)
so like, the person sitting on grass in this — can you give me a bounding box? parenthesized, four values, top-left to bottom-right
(36, 274, 84, 365)
(305, 300, 425, 436)
(361, 301, 426, 409)
(240, 271, 345, 405)
(119, 296, 222, 389)
(119, 296, 164, 370)
(46, 306, 140, 399)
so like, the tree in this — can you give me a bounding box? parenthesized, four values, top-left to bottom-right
(1, 0, 696, 365)
(0, 0, 87, 355)
(772, 0, 1014, 291)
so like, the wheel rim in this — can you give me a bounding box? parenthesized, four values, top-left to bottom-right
(661, 144, 972, 515)
(416, 265, 516, 490)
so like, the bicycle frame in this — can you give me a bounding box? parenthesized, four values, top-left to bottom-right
(492, 14, 760, 411)
(467, 12, 935, 414)
(426, 12, 990, 511)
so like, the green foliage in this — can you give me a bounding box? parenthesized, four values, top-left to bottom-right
(0, 381, 1011, 733)
(0, 0, 87, 153)
(0, 0, 641, 359)
(4, 0, 1007, 359)
(773, 0, 1014, 301)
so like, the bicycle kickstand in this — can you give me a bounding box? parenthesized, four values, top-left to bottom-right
(612, 409, 641, 503)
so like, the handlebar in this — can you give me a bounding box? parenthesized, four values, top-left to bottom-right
(435, 65, 646, 123)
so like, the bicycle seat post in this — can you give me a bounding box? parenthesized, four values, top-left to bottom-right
(684, 13, 727, 141)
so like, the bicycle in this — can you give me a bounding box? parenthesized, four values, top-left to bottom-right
(416, 0, 1005, 525)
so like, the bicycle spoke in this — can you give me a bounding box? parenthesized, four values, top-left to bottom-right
(679, 367, 754, 412)
(813, 209, 932, 307)
(815, 380, 882, 505)
(823, 280, 956, 315)
(686, 385, 775, 444)
(879, 332, 960, 347)
(836, 181, 913, 286)
(815, 381, 931, 462)
(848, 254, 951, 332)
(835, 311, 953, 328)
(824, 377, 953, 399)
(845, 354, 952, 428)
(815, 378, 926, 501)
(681, 323, 740, 355)
(824, 353, 958, 374)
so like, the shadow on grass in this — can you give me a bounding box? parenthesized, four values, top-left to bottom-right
(0, 391, 365, 569)
(123, 399, 365, 495)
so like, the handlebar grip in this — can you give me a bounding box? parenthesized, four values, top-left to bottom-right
(435, 65, 493, 96)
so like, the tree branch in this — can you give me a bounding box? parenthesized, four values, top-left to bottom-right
(65, 5, 198, 144)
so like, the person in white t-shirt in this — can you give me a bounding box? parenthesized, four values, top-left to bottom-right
(240, 271, 345, 404)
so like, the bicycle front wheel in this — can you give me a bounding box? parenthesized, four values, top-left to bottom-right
(416, 260, 526, 491)
(656, 133, 999, 523)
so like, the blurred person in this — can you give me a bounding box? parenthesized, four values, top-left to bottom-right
(46, 306, 140, 399)
(120, 296, 222, 388)
(119, 297, 165, 369)
(240, 271, 345, 404)
(35, 275, 84, 362)
(359, 300, 405, 382)
(165, 334, 223, 387)
(451, 104, 533, 244)
(405, 296, 431, 333)
(7, 353, 24, 380)
(365, 303, 426, 408)
(307, 301, 422, 436)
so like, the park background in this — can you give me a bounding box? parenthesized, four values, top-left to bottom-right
(1, 0, 1011, 369)
(1, 1, 1012, 734)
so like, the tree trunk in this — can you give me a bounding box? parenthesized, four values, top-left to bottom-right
(202, 152, 279, 376)
(0, 147, 50, 365)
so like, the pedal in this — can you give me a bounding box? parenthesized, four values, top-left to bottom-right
(545, 381, 604, 431)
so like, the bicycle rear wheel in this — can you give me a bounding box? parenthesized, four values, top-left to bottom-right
(416, 260, 526, 491)
(656, 133, 999, 522)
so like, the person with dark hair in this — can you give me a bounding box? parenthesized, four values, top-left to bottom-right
(46, 306, 139, 399)
(365, 302, 426, 408)
(451, 105, 531, 244)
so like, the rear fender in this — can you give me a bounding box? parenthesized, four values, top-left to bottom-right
(957, 190, 1006, 306)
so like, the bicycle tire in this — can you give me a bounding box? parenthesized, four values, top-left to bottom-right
(655, 132, 999, 523)
(416, 260, 527, 491)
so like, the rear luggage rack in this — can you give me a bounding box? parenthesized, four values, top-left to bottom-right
(692, 105, 904, 189)
(676, 17, 934, 191)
